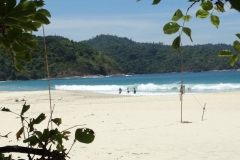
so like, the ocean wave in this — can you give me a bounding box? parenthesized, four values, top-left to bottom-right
(54, 82, 240, 95)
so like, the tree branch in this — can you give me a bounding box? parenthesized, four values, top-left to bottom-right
(0, 145, 66, 160)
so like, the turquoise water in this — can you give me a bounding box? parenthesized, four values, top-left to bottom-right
(1, 70, 240, 95)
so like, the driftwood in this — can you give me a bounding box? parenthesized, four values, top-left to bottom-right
(0, 145, 66, 160)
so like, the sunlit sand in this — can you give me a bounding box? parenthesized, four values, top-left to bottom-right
(1, 91, 240, 160)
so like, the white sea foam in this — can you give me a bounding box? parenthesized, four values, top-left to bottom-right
(54, 82, 240, 95)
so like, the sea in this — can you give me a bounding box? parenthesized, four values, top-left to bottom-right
(1, 70, 240, 95)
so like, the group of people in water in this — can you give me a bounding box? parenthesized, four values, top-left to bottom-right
(119, 87, 136, 94)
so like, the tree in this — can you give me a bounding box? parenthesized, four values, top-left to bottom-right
(138, 0, 240, 66)
(0, 1, 95, 159)
(0, 0, 50, 71)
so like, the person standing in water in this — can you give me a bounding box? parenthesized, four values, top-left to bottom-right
(119, 88, 122, 94)
(134, 88, 136, 94)
(127, 88, 130, 94)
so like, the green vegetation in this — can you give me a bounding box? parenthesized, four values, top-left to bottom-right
(0, 0, 50, 71)
(84, 34, 239, 74)
(0, 1, 95, 160)
(140, 0, 240, 66)
(1, 103, 95, 160)
(0, 35, 124, 81)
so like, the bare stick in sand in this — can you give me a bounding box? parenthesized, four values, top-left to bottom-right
(202, 103, 206, 121)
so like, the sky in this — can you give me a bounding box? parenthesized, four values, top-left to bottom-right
(34, 0, 240, 45)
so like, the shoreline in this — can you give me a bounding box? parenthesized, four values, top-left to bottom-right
(1, 69, 240, 82)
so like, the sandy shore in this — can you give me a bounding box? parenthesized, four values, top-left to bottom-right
(1, 90, 240, 160)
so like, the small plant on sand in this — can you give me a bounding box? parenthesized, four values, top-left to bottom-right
(0, 103, 95, 160)
(0, 1, 95, 159)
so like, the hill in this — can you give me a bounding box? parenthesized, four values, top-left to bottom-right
(83, 34, 239, 74)
(0, 36, 124, 81)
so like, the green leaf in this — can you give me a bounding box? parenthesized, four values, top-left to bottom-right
(14, 59, 25, 71)
(18, 17, 30, 23)
(3, 18, 19, 25)
(171, 9, 183, 21)
(8, 9, 36, 19)
(75, 128, 95, 144)
(6, 0, 17, 13)
(19, 21, 38, 31)
(37, 9, 51, 17)
(33, 113, 46, 124)
(12, 41, 27, 53)
(23, 135, 38, 146)
(230, 54, 238, 66)
(233, 40, 240, 52)
(7, 28, 22, 40)
(236, 33, 240, 39)
(210, 15, 220, 29)
(21, 103, 30, 115)
(34, 131, 43, 140)
(215, 2, 225, 12)
(33, 21, 42, 29)
(41, 129, 50, 142)
(200, 0, 213, 11)
(0, 6, 6, 17)
(24, 39, 38, 48)
(13, 1, 37, 12)
(8, 1, 37, 19)
(52, 118, 62, 126)
(163, 22, 181, 34)
(229, 0, 240, 12)
(56, 143, 64, 151)
(34, 0, 45, 7)
(172, 36, 181, 50)
(33, 12, 50, 24)
(152, 0, 161, 5)
(15, 52, 32, 62)
(1, 107, 11, 112)
(182, 15, 192, 22)
(182, 27, 193, 42)
(196, 9, 209, 18)
(218, 50, 234, 56)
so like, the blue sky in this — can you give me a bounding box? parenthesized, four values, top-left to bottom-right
(35, 0, 240, 45)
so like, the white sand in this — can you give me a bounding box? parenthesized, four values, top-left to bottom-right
(1, 91, 240, 160)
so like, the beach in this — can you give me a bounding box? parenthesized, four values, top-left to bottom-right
(1, 90, 240, 160)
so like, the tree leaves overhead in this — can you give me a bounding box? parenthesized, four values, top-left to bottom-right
(229, 0, 240, 12)
(218, 50, 233, 56)
(0, 0, 51, 71)
(182, 27, 193, 42)
(34, 12, 51, 24)
(182, 15, 192, 22)
(172, 36, 181, 50)
(236, 33, 240, 39)
(171, 9, 183, 21)
(196, 9, 209, 18)
(233, 40, 240, 52)
(152, 0, 161, 5)
(163, 22, 181, 34)
(210, 15, 220, 29)
(230, 54, 238, 66)
(200, 0, 213, 11)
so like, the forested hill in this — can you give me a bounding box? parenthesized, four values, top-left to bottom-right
(83, 34, 240, 74)
(0, 36, 124, 81)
